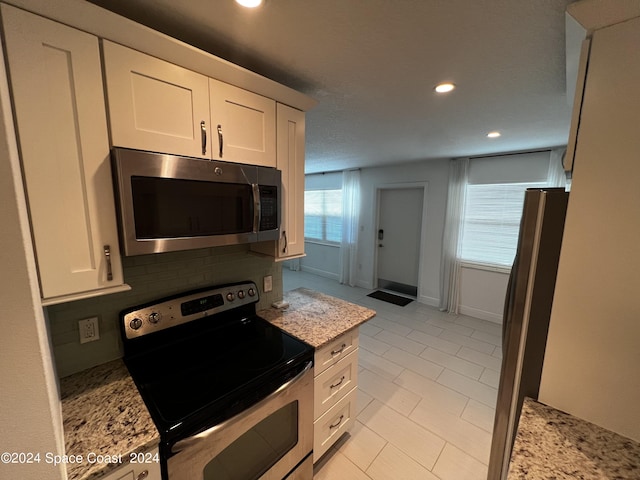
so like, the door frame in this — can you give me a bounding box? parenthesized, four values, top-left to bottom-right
(373, 182, 429, 301)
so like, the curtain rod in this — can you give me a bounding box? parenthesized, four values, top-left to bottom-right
(468, 147, 561, 160)
(308, 168, 361, 175)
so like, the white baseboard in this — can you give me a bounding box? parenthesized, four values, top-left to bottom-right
(300, 265, 340, 281)
(419, 295, 440, 307)
(458, 305, 502, 324)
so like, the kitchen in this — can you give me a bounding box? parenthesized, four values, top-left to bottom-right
(2, 1, 640, 480)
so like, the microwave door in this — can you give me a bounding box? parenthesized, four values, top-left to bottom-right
(112, 149, 262, 255)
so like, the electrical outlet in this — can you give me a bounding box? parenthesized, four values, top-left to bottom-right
(263, 275, 273, 293)
(79, 317, 100, 344)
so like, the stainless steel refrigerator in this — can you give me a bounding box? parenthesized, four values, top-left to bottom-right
(487, 188, 569, 480)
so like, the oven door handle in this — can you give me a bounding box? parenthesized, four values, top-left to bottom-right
(171, 360, 313, 454)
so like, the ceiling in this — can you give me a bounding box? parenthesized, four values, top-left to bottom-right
(86, 0, 575, 174)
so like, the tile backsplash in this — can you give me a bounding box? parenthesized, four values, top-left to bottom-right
(47, 245, 282, 378)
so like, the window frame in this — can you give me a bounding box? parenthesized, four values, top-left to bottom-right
(458, 181, 548, 268)
(303, 188, 343, 245)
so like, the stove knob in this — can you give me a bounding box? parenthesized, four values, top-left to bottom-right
(237, 290, 246, 299)
(148, 312, 161, 324)
(226, 292, 235, 302)
(129, 317, 143, 330)
(247, 287, 256, 297)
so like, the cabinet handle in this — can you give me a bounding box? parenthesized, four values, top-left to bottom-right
(136, 470, 149, 480)
(217, 124, 223, 157)
(329, 414, 344, 430)
(330, 376, 345, 389)
(331, 344, 347, 356)
(282, 230, 288, 254)
(201, 121, 207, 155)
(103, 245, 113, 281)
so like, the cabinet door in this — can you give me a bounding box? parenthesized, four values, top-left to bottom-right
(564, 37, 591, 173)
(251, 104, 305, 259)
(277, 104, 306, 258)
(103, 41, 210, 159)
(209, 78, 276, 167)
(2, 5, 126, 303)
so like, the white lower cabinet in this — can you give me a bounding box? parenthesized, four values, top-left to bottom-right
(1, 5, 128, 305)
(98, 447, 161, 480)
(313, 328, 359, 463)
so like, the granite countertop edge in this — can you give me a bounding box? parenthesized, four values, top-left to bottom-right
(60, 359, 159, 480)
(258, 287, 377, 348)
(508, 397, 640, 479)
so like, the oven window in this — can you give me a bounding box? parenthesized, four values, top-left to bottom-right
(203, 401, 298, 480)
(131, 176, 253, 238)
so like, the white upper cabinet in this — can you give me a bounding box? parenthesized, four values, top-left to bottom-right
(252, 103, 305, 259)
(2, 5, 128, 305)
(210, 79, 276, 167)
(103, 40, 211, 159)
(103, 41, 276, 166)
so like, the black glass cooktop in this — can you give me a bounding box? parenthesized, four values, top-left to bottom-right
(123, 310, 313, 444)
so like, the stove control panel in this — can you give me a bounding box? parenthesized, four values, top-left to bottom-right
(121, 281, 261, 339)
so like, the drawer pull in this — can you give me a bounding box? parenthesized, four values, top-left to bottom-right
(331, 343, 347, 356)
(136, 470, 149, 480)
(330, 376, 346, 389)
(329, 414, 344, 430)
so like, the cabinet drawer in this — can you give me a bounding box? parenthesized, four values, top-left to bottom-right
(313, 387, 357, 463)
(98, 447, 161, 480)
(314, 328, 359, 376)
(314, 349, 358, 419)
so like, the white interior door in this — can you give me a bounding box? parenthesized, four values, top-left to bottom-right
(377, 188, 423, 296)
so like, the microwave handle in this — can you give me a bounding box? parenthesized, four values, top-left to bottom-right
(252, 184, 260, 233)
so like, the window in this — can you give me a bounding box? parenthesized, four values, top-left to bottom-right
(459, 181, 547, 267)
(304, 189, 342, 243)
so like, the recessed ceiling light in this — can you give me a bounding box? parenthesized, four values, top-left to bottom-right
(434, 83, 455, 93)
(487, 131, 501, 138)
(236, 0, 262, 7)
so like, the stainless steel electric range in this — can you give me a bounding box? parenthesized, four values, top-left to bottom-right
(120, 281, 314, 480)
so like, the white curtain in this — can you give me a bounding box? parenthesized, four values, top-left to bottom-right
(439, 158, 468, 312)
(548, 148, 569, 189)
(340, 169, 360, 286)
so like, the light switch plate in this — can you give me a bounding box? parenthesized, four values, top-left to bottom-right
(263, 275, 273, 293)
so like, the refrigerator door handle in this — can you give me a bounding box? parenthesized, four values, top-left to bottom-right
(502, 253, 518, 356)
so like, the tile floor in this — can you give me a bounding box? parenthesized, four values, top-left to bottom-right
(282, 270, 502, 480)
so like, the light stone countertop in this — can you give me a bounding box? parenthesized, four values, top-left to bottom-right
(60, 359, 159, 480)
(508, 397, 640, 479)
(258, 288, 376, 348)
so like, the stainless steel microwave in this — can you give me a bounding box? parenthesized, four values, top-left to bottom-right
(111, 148, 280, 256)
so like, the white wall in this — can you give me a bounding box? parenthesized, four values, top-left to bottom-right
(539, 16, 640, 441)
(458, 265, 509, 323)
(300, 242, 340, 279)
(0, 53, 65, 479)
(357, 159, 449, 306)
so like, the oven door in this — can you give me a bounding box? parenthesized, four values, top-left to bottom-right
(167, 361, 314, 480)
